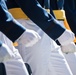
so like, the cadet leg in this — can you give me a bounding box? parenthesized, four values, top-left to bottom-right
(16, 19, 73, 75)
(58, 20, 76, 75)
(0, 32, 29, 75)
(63, 53, 76, 75)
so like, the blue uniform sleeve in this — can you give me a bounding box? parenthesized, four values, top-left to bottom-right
(15, 0, 65, 40)
(0, 0, 25, 42)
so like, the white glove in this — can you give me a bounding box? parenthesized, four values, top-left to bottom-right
(0, 43, 15, 62)
(57, 29, 75, 46)
(17, 29, 41, 47)
(61, 42, 76, 53)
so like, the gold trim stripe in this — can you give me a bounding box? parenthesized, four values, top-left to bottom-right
(9, 8, 29, 19)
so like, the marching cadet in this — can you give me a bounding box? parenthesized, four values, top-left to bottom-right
(63, 0, 76, 75)
(0, 0, 31, 75)
(5, 0, 75, 75)
(50, 0, 76, 75)
(0, 0, 41, 75)
(0, 0, 75, 75)
(50, 0, 76, 53)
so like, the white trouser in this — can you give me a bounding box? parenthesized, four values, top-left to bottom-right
(0, 32, 29, 75)
(59, 20, 76, 75)
(16, 19, 73, 75)
(63, 53, 76, 75)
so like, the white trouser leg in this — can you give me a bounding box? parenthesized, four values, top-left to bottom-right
(59, 20, 76, 75)
(16, 19, 73, 75)
(4, 51, 29, 75)
(64, 53, 76, 75)
(0, 32, 29, 75)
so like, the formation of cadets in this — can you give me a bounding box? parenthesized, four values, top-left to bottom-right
(0, 0, 76, 75)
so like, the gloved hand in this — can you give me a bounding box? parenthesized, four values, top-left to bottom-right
(17, 29, 41, 47)
(0, 43, 15, 62)
(61, 42, 76, 53)
(57, 29, 75, 46)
